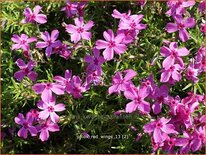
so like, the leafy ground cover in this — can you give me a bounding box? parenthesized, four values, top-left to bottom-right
(1, 0, 205, 154)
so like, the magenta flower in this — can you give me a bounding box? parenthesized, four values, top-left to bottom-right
(162, 136, 177, 154)
(11, 34, 37, 51)
(190, 126, 206, 152)
(37, 96, 65, 123)
(166, 0, 195, 17)
(65, 17, 94, 43)
(14, 58, 38, 81)
(198, 1, 205, 13)
(143, 117, 178, 143)
(112, 9, 131, 20)
(152, 85, 169, 114)
(166, 15, 196, 42)
(61, 1, 78, 17)
(96, 29, 127, 60)
(32, 82, 65, 103)
(14, 113, 37, 139)
(21, 5, 47, 24)
(54, 43, 72, 60)
(160, 42, 189, 69)
(84, 48, 105, 75)
(36, 29, 61, 57)
(118, 14, 146, 31)
(53, 69, 72, 92)
(124, 86, 150, 114)
(117, 29, 136, 44)
(84, 70, 102, 88)
(108, 69, 136, 95)
(175, 131, 193, 153)
(186, 59, 199, 83)
(67, 75, 86, 99)
(37, 118, 59, 141)
(160, 64, 182, 83)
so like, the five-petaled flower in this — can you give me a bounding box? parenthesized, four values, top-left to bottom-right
(14, 58, 38, 81)
(65, 17, 94, 43)
(21, 5, 47, 24)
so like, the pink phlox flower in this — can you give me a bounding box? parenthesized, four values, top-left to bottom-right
(190, 126, 206, 152)
(84, 48, 105, 75)
(166, 0, 195, 17)
(65, 17, 94, 43)
(124, 86, 150, 114)
(109, 69, 137, 95)
(26, 109, 39, 122)
(21, 5, 47, 24)
(36, 30, 61, 57)
(11, 34, 37, 51)
(160, 64, 183, 83)
(140, 75, 157, 98)
(84, 70, 102, 89)
(96, 29, 127, 60)
(143, 117, 178, 143)
(14, 58, 38, 81)
(37, 96, 65, 123)
(36, 118, 59, 141)
(198, 1, 206, 13)
(14, 113, 38, 139)
(166, 15, 196, 42)
(32, 82, 65, 103)
(61, 0, 78, 17)
(112, 9, 131, 20)
(186, 58, 199, 83)
(160, 42, 189, 69)
(162, 136, 177, 154)
(175, 131, 194, 154)
(53, 43, 72, 60)
(67, 75, 86, 99)
(152, 85, 169, 114)
(166, 96, 181, 115)
(118, 13, 146, 32)
(117, 29, 136, 44)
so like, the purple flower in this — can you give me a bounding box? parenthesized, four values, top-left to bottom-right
(82, 131, 90, 139)
(53, 69, 72, 93)
(186, 59, 199, 83)
(84, 70, 102, 88)
(160, 42, 189, 69)
(53, 42, 72, 60)
(61, 1, 78, 17)
(118, 14, 146, 32)
(65, 17, 94, 43)
(14, 113, 37, 139)
(124, 86, 150, 114)
(117, 29, 136, 44)
(190, 126, 206, 152)
(108, 69, 136, 95)
(166, 0, 195, 17)
(152, 85, 169, 114)
(21, 5, 47, 24)
(37, 96, 65, 123)
(37, 118, 59, 141)
(36, 30, 61, 57)
(67, 75, 86, 99)
(166, 15, 196, 42)
(112, 9, 131, 20)
(96, 29, 127, 60)
(84, 48, 105, 75)
(143, 117, 178, 143)
(160, 64, 182, 84)
(198, 1, 205, 13)
(11, 34, 37, 51)
(32, 82, 65, 103)
(14, 58, 38, 81)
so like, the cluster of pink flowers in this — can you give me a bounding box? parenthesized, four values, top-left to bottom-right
(13, 1, 205, 153)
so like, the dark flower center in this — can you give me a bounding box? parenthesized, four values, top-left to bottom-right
(130, 22, 136, 29)
(77, 27, 84, 33)
(94, 58, 99, 65)
(108, 41, 116, 48)
(48, 106, 54, 112)
(157, 96, 164, 103)
(178, 23, 185, 30)
(135, 96, 142, 103)
(23, 122, 29, 128)
(46, 83, 52, 89)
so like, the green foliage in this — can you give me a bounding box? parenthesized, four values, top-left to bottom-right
(1, 1, 205, 154)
